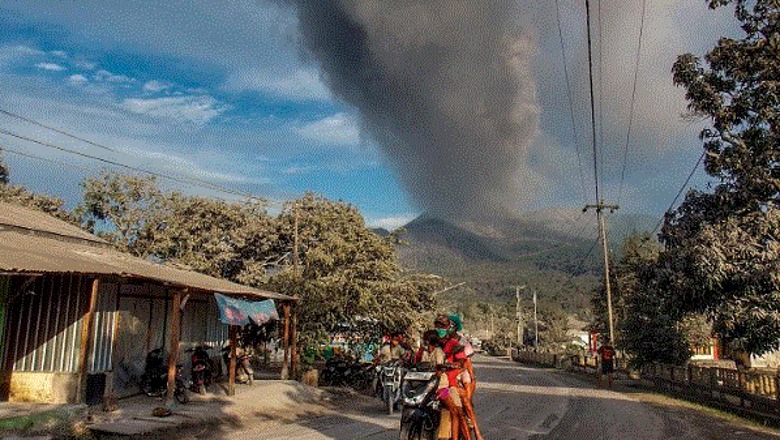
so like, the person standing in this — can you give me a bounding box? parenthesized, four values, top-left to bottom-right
(598, 341, 616, 388)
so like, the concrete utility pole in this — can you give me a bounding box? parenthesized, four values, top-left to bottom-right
(584, 201, 619, 344)
(515, 285, 526, 346)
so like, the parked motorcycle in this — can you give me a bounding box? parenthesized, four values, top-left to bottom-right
(377, 359, 405, 415)
(188, 345, 215, 394)
(138, 348, 189, 404)
(222, 345, 254, 385)
(398, 368, 441, 440)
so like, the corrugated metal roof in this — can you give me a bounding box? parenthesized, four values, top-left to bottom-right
(0, 201, 105, 244)
(0, 202, 295, 301)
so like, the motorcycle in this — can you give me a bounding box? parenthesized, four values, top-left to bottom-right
(222, 345, 254, 385)
(320, 356, 353, 387)
(398, 368, 441, 440)
(377, 359, 405, 415)
(138, 348, 189, 404)
(188, 345, 215, 394)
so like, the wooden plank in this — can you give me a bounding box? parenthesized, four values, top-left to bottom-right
(78, 277, 100, 403)
(291, 307, 298, 379)
(280, 303, 291, 380)
(166, 290, 182, 403)
(228, 325, 237, 396)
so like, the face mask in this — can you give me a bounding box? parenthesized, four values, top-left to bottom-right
(436, 328, 448, 338)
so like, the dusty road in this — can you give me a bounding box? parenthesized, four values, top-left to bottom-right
(202, 355, 779, 439)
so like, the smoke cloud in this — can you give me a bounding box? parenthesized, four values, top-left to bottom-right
(289, 1, 539, 220)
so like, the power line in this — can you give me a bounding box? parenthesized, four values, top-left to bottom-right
(585, 0, 601, 204)
(597, 0, 605, 195)
(0, 144, 97, 174)
(554, 0, 588, 205)
(0, 107, 285, 205)
(0, 108, 122, 156)
(617, 0, 648, 205)
(0, 128, 267, 203)
(650, 150, 706, 235)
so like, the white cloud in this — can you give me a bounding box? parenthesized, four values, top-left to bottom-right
(94, 69, 133, 82)
(122, 95, 229, 125)
(50, 50, 67, 58)
(67, 74, 88, 85)
(142, 80, 171, 92)
(35, 62, 65, 71)
(296, 113, 360, 145)
(367, 215, 416, 230)
(224, 68, 331, 102)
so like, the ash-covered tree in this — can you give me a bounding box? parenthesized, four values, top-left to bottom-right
(662, 0, 780, 356)
(0, 153, 8, 185)
(267, 194, 438, 347)
(0, 154, 74, 222)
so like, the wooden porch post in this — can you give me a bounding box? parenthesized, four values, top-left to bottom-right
(280, 303, 291, 380)
(166, 290, 183, 403)
(228, 325, 238, 396)
(78, 277, 100, 404)
(290, 306, 298, 379)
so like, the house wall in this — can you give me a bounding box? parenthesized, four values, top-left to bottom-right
(1, 274, 230, 403)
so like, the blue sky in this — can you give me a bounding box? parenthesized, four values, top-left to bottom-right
(0, 1, 737, 229)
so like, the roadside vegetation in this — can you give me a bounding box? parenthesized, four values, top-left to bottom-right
(592, 0, 780, 367)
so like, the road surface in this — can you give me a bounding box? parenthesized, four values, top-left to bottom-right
(199, 355, 779, 439)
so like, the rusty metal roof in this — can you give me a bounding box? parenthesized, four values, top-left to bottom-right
(0, 202, 295, 301)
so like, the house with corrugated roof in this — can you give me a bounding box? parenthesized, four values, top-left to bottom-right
(0, 202, 297, 404)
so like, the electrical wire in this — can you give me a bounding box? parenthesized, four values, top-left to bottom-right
(0, 107, 284, 205)
(598, 0, 605, 194)
(585, 0, 601, 204)
(0, 128, 267, 203)
(554, 0, 589, 205)
(650, 150, 706, 235)
(0, 144, 97, 174)
(617, 0, 648, 206)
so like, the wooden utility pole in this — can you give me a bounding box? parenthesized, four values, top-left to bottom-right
(280, 303, 291, 380)
(228, 325, 238, 396)
(166, 290, 183, 404)
(584, 201, 619, 344)
(78, 277, 100, 403)
(533, 289, 538, 347)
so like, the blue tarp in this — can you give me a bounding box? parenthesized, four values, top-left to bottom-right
(214, 293, 279, 327)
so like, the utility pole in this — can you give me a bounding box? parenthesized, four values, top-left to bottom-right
(515, 285, 526, 346)
(584, 200, 619, 344)
(533, 289, 538, 347)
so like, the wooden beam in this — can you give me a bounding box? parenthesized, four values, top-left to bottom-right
(290, 307, 298, 379)
(228, 325, 238, 396)
(78, 277, 100, 404)
(166, 290, 182, 403)
(280, 303, 291, 380)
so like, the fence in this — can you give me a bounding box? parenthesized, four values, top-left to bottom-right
(512, 349, 780, 419)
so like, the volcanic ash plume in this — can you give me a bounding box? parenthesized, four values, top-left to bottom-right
(292, 1, 539, 220)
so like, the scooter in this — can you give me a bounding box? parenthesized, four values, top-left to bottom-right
(378, 359, 405, 415)
(398, 369, 440, 440)
(138, 348, 189, 404)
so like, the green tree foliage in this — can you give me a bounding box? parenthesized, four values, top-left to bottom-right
(661, 0, 780, 356)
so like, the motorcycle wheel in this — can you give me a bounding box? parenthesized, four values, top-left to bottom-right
(399, 419, 433, 440)
(384, 388, 393, 415)
(175, 386, 189, 404)
(139, 376, 155, 397)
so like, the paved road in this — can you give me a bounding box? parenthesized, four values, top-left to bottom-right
(206, 355, 779, 439)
